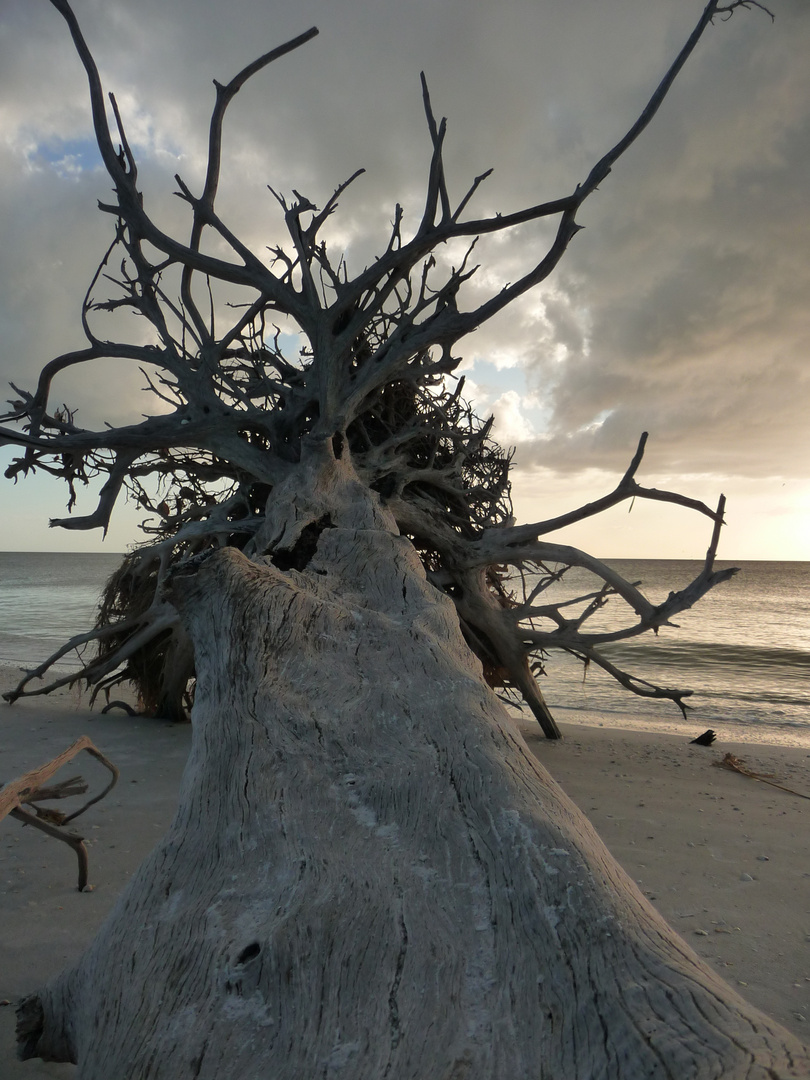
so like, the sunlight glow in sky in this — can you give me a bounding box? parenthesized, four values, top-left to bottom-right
(1, 0, 808, 559)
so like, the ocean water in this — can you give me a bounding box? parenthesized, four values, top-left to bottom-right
(529, 559, 810, 743)
(1, 552, 809, 743)
(0, 552, 123, 673)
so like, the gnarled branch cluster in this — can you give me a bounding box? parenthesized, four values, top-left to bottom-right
(2, 0, 762, 732)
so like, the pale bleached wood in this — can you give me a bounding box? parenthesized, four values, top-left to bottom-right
(2, 737, 119, 891)
(17, 473, 809, 1077)
(0, 736, 118, 822)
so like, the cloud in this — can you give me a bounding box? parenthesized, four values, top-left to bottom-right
(514, 1, 810, 481)
(1, 0, 808, 554)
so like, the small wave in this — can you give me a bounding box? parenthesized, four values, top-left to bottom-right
(600, 641, 810, 676)
(697, 687, 810, 709)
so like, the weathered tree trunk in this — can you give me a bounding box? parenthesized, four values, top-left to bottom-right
(17, 466, 809, 1078)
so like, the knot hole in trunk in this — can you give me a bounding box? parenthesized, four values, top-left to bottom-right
(270, 514, 334, 573)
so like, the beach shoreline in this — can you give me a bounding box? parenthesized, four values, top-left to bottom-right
(1, 674, 809, 1073)
(524, 701, 810, 749)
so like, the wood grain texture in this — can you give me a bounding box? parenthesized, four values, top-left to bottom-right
(17, 501, 810, 1078)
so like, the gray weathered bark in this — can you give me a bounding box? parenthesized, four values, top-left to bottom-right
(17, 457, 809, 1078)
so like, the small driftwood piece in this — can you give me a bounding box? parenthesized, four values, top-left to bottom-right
(713, 752, 810, 801)
(691, 729, 717, 746)
(0, 737, 120, 890)
(99, 700, 138, 716)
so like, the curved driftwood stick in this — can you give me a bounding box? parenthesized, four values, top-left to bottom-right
(0, 736, 119, 890)
(0, 736, 119, 822)
(22, 776, 89, 810)
(7, 806, 90, 892)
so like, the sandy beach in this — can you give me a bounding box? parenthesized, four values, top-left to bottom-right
(523, 718, 810, 1039)
(1, 670, 809, 1074)
(1, 675, 191, 1079)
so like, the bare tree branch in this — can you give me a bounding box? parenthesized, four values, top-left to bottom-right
(2, 0, 767, 732)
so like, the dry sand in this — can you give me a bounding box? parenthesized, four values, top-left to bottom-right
(1, 679, 190, 1079)
(1, 672, 809, 1075)
(523, 719, 810, 1040)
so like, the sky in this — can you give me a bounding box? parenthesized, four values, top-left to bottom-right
(0, 0, 808, 559)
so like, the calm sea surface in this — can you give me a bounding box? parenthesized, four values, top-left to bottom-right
(0, 552, 123, 673)
(527, 559, 810, 744)
(1, 553, 809, 743)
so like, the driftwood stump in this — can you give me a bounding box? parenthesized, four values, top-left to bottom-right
(14, 484, 810, 1077)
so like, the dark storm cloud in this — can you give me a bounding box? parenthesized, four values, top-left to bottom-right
(513, 1, 810, 480)
(1, 0, 807, 521)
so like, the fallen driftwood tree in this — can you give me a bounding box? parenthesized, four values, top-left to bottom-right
(5, 0, 809, 1076)
(15, 474, 810, 1076)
